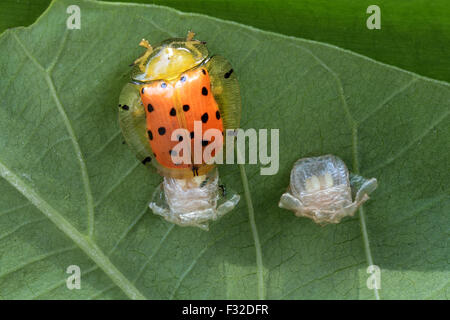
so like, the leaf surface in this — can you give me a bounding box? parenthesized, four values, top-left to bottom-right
(2, 0, 450, 82)
(0, 0, 448, 299)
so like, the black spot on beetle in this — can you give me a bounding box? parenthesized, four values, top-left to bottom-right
(147, 104, 154, 112)
(202, 140, 209, 146)
(201, 112, 209, 123)
(170, 107, 176, 116)
(183, 104, 190, 112)
(147, 130, 153, 140)
(190, 131, 194, 139)
(224, 69, 234, 78)
(216, 110, 220, 119)
(158, 127, 166, 135)
(201, 69, 206, 75)
(142, 157, 151, 164)
(202, 87, 208, 96)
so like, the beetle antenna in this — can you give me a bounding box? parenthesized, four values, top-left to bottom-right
(132, 39, 153, 72)
(186, 31, 195, 41)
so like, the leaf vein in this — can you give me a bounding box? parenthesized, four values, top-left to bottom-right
(108, 204, 149, 256)
(169, 230, 229, 299)
(12, 31, 95, 237)
(93, 161, 140, 208)
(86, 130, 121, 160)
(0, 217, 47, 242)
(0, 203, 31, 217)
(239, 163, 265, 300)
(133, 224, 175, 283)
(358, 77, 419, 124)
(366, 109, 450, 174)
(0, 245, 76, 280)
(279, 261, 365, 299)
(0, 151, 146, 299)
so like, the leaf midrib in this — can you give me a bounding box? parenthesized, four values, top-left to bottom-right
(11, 31, 95, 238)
(0, 160, 146, 299)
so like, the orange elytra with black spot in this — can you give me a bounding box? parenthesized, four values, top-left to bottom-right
(140, 68, 223, 170)
(118, 34, 241, 179)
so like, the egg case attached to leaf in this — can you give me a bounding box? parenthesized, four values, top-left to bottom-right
(150, 167, 240, 231)
(279, 154, 377, 224)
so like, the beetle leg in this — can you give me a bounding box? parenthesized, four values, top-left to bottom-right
(186, 31, 195, 41)
(184, 31, 205, 59)
(133, 39, 153, 72)
(191, 165, 199, 177)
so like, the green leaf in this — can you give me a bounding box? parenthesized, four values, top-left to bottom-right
(2, 0, 450, 83)
(139, 0, 450, 83)
(0, 0, 448, 299)
(0, 0, 51, 36)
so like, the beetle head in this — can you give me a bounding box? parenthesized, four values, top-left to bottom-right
(132, 32, 209, 82)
